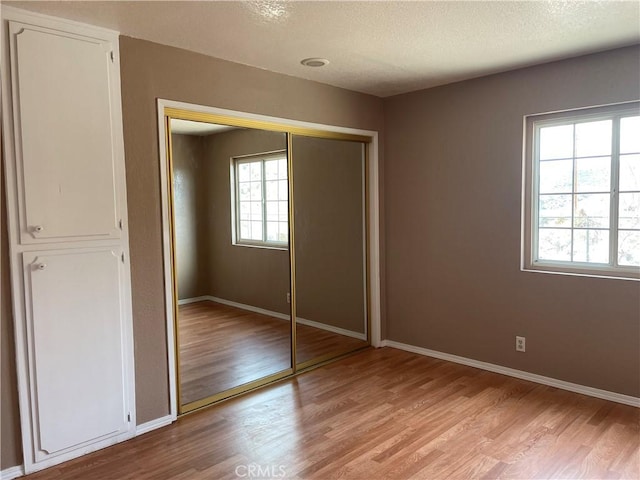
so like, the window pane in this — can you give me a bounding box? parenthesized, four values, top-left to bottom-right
(239, 201, 250, 220)
(620, 116, 640, 154)
(266, 180, 278, 201)
(279, 222, 288, 242)
(279, 179, 288, 200)
(250, 221, 262, 240)
(266, 201, 278, 221)
(575, 157, 610, 193)
(250, 181, 262, 201)
(619, 193, 640, 229)
(618, 230, 640, 266)
(575, 120, 611, 158)
(250, 201, 262, 221)
(266, 221, 278, 241)
(250, 162, 261, 181)
(540, 125, 573, 160)
(278, 159, 288, 179)
(539, 194, 571, 227)
(538, 228, 572, 261)
(573, 229, 609, 263)
(240, 221, 250, 239)
(238, 163, 250, 182)
(619, 154, 640, 192)
(539, 160, 572, 193)
(265, 160, 278, 180)
(279, 201, 288, 222)
(239, 182, 251, 201)
(574, 193, 609, 228)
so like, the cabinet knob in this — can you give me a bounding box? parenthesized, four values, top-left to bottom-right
(33, 225, 44, 233)
(36, 263, 47, 271)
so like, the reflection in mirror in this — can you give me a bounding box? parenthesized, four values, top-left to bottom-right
(170, 119, 291, 408)
(292, 135, 369, 366)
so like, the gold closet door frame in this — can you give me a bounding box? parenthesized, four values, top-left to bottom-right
(163, 107, 373, 415)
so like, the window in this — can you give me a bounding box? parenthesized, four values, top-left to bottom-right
(524, 102, 640, 279)
(232, 152, 288, 248)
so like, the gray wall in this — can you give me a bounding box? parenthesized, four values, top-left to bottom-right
(173, 129, 290, 311)
(203, 129, 290, 314)
(293, 136, 366, 333)
(173, 129, 367, 331)
(384, 45, 640, 397)
(172, 134, 208, 300)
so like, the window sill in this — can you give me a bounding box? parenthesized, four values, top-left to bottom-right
(522, 263, 640, 281)
(232, 241, 288, 252)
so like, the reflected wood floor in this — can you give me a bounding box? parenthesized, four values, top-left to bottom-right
(179, 301, 367, 404)
(25, 347, 639, 480)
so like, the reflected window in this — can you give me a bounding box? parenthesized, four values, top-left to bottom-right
(232, 151, 288, 248)
(524, 102, 640, 279)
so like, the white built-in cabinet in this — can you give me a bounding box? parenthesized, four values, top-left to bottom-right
(1, 8, 135, 474)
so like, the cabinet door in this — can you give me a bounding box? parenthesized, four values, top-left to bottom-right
(10, 21, 121, 243)
(22, 248, 131, 460)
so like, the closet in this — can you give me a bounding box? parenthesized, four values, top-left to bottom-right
(158, 103, 380, 414)
(1, 8, 135, 473)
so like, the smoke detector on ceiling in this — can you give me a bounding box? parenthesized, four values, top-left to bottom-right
(300, 58, 330, 67)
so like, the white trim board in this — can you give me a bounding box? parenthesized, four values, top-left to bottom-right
(178, 296, 367, 341)
(0, 466, 24, 480)
(382, 340, 640, 408)
(135, 415, 174, 437)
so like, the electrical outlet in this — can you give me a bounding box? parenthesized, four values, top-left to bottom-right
(516, 336, 526, 352)
(286, 292, 291, 304)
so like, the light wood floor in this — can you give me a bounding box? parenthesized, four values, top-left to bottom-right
(179, 301, 367, 405)
(25, 347, 639, 479)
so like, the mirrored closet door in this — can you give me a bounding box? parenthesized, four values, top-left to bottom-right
(291, 135, 369, 367)
(163, 106, 373, 414)
(169, 119, 292, 412)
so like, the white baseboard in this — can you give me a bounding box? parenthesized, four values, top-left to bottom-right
(180, 296, 366, 340)
(207, 296, 291, 321)
(1, 465, 24, 480)
(177, 296, 211, 306)
(381, 340, 640, 408)
(296, 317, 366, 341)
(136, 414, 174, 436)
(0, 417, 175, 480)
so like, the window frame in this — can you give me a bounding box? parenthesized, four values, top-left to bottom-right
(522, 101, 640, 281)
(230, 150, 289, 250)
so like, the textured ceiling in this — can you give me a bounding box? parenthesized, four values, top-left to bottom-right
(4, 1, 640, 97)
(170, 119, 236, 136)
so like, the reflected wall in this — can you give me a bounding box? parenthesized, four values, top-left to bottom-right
(292, 135, 368, 365)
(171, 122, 291, 409)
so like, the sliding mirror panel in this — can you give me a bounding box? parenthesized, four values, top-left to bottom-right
(291, 135, 369, 367)
(170, 119, 292, 411)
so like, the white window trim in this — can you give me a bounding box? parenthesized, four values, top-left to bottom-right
(522, 101, 640, 281)
(230, 150, 289, 250)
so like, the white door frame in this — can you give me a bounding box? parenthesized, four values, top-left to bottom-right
(157, 98, 382, 419)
